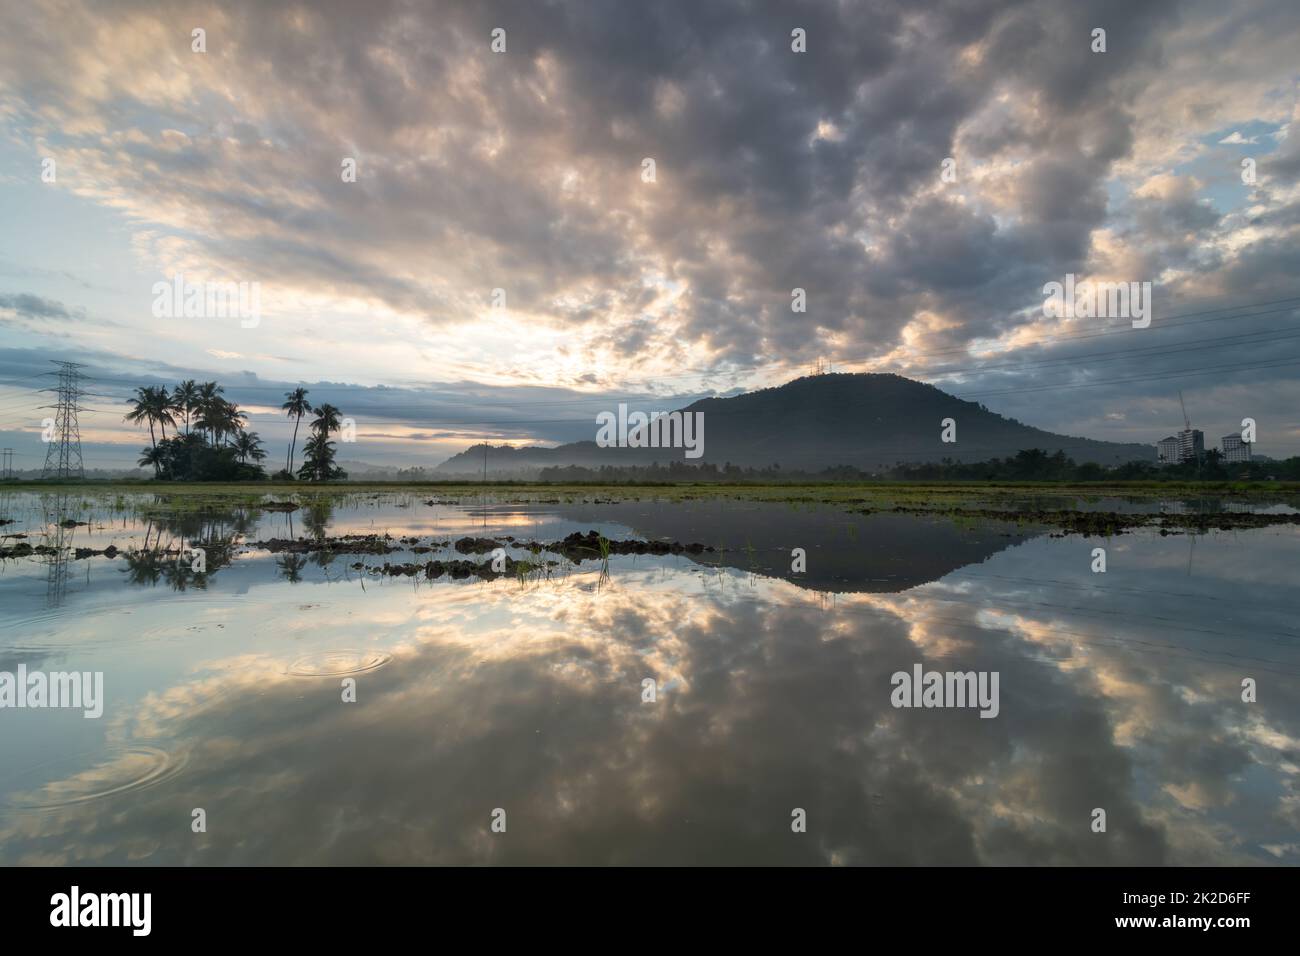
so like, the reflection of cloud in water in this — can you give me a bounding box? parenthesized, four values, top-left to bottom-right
(3, 746, 185, 812)
(2, 519, 1298, 865)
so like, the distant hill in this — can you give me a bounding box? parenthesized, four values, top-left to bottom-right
(434, 373, 1155, 474)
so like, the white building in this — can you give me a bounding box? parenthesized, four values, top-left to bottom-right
(1157, 436, 1179, 463)
(1221, 433, 1252, 463)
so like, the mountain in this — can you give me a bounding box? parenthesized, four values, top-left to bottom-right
(434, 373, 1155, 474)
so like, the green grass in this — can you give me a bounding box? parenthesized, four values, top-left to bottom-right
(5, 478, 1299, 517)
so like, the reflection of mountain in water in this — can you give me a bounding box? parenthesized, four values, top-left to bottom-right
(554, 500, 1033, 592)
(4, 494, 1297, 865)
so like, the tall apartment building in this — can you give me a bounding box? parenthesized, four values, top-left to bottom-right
(1221, 433, 1252, 463)
(1157, 436, 1179, 463)
(1177, 428, 1204, 463)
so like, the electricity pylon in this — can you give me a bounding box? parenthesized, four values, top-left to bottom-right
(40, 361, 86, 479)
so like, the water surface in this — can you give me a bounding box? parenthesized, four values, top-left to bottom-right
(1, 491, 1297, 864)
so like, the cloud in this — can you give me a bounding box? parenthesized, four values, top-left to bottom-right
(0, 292, 81, 320)
(0, 0, 1298, 455)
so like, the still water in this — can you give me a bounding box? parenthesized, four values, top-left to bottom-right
(1, 491, 1297, 864)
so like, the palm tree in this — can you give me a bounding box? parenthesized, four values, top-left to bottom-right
(196, 382, 224, 444)
(194, 403, 220, 445)
(281, 388, 311, 475)
(299, 432, 325, 480)
(124, 386, 176, 463)
(310, 403, 342, 439)
(125, 387, 160, 452)
(298, 432, 337, 481)
(295, 404, 343, 482)
(197, 398, 244, 447)
(218, 401, 246, 447)
(137, 444, 166, 477)
(233, 430, 266, 464)
(154, 386, 176, 440)
(173, 380, 200, 435)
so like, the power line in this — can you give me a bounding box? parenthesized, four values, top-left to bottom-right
(15, 291, 1300, 403)
(63, 295, 1300, 416)
(929, 310, 1300, 379)
(39, 361, 86, 479)
(957, 354, 1300, 399)
(1, 293, 1297, 457)
(246, 322, 1300, 423)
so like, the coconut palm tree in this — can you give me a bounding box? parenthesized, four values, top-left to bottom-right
(125, 387, 160, 452)
(196, 382, 224, 443)
(154, 386, 177, 440)
(172, 380, 200, 436)
(310, 403, 342, 439)
(197, 398, 244, 447)
(298, 431, 325, 480)
(281, 387, 311, 475)
(124, 386, 176, 462)
(219, 401, 246, 447)
(233, 430, 266, 464)
(295, 404, 344, 481)
(297, 431, 338, 481)
(137, 444, 167, 478)
(194, 403, 220, 446)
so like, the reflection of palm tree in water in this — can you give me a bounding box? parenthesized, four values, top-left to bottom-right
(294, 496, 337, 577)
(122, 538, 235, 591)
(277, 553, 307, 582)
(302, 496, 334, 540)
(121, 500, 245, 591)
(310, 549, 338, 571)
(143, 498, 259, 544)
(113, 494, 335, 589)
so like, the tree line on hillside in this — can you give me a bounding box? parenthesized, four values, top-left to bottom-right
(124, 381, 347, 481)
(535, 449, 1300, 483)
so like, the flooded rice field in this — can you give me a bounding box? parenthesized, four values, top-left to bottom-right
(1, 489, 1298, 865)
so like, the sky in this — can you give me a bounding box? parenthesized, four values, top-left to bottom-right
(1, 0, 1299, 472)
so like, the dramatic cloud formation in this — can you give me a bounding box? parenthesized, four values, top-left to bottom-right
(0, 0, 1297, 467)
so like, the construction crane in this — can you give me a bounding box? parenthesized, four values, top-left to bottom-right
(1178, 390, 1191, 431)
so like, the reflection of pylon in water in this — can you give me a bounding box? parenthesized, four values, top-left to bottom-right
(41, 361, 86, 479)
(45, 495, 74, 607)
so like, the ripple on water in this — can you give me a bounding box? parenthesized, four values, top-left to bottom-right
(2, 596, 256, 652)
(0, 745, 186, 813)
(286, 649, 392, 678)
